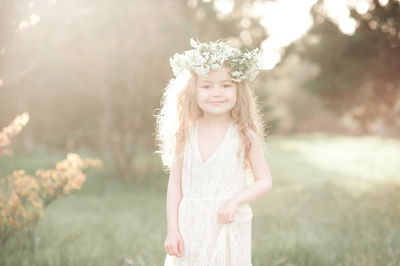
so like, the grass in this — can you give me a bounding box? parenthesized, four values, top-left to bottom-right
(1, 133, 400, 266)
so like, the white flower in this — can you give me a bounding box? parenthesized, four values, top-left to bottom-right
(249, 73, 257, 81)
(231, 70, 242, 77)
(169, 38, 262, 82)
(202, 64, 210, 72)
(190, 38, 199, 48)
(211, 63, 221, 70)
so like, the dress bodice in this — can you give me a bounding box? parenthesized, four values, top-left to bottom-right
(181, 120, 248, 198)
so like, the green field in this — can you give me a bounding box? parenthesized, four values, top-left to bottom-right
(1, 134, 400, 266)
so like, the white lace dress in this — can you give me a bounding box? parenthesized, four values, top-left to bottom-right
(164, 120, 253, 266)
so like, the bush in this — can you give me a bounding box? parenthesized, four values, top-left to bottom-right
(0, 112, 102, 246)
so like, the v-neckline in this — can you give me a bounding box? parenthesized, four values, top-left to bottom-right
(195, 119, 233, 166)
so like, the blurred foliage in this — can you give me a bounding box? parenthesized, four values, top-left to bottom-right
(0, 112, 29, 156)
(286, 0, 400, 136)
(0, 155, 102, 246)
(0, 113, 102, 245)
(0, 0, 195, 179)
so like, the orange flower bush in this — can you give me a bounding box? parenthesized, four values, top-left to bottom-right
(35, 153, 102, 205)
(0, 113, 102, 245)
(0, 112, 29, 157)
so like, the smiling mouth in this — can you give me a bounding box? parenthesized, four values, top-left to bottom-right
(209, 101, 226, 104)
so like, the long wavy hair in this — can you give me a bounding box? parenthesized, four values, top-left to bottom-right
(155, 68, 266, 173)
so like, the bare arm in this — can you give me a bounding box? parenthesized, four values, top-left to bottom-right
(230, 129, 272, 205)
(166, 156, 183, 233)
(164, 155, 185, 257)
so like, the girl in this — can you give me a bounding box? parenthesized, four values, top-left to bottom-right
(155, 38, 272, 266)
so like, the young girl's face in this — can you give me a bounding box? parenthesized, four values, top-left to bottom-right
(195, 65, 238, 118)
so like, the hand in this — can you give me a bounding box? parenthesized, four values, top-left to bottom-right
(164, 230, 184, 257)
(217, 198, 240, 224)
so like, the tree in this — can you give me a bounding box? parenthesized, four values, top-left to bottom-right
(287, 0, 400, 136)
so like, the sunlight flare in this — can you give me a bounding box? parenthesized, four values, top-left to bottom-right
(213, 0, 234, 14)
(19, 14, 41, 30)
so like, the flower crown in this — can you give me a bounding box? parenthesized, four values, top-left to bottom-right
(169, 38, 262, 83)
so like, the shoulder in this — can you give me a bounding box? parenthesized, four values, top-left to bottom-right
(186, 121, 197, 140)
(245, 128, 259, 142)
(245, 128, 263, 151)
(245, 128, 258, 139)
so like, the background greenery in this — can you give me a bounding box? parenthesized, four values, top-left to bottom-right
(1, 0, 399, 265)
(1, 134, 400, 266)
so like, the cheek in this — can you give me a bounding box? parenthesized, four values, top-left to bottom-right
(196, 92, 206, 107)
(229, 88, 238, 102)
(197, 90, 208, 101)
(231, 96, 238, 108)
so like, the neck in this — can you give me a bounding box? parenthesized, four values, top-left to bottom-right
(200, 113, 232, 126)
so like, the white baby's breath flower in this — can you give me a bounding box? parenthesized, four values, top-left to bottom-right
(231, 71, 240, 77)
(169, 38, 261, 82)
(211, 63, 220, 70)
(232, 77, 241, 82)
(249, 72, 257, 81)
(190, 38, 199, 48)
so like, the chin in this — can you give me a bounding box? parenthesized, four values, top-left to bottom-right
(204, 109, 233, 116)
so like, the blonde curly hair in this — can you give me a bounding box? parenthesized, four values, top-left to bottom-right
(154, 69, 266, 173)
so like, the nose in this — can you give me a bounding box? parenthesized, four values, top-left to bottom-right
(211, 85, 223, 96)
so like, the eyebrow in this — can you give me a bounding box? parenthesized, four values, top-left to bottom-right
(199, 79, 233, 83)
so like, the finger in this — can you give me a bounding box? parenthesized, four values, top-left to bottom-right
(166, 246, 172, 255)
(164, 244, 169, 254)
(169, 245, 175, 256)
(176, 242, 180, 256)
(180, 240, 185, 255)
(224, 213, 229, 223)
(173, 244, 179, 256)
(177, 241, 183, 256)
